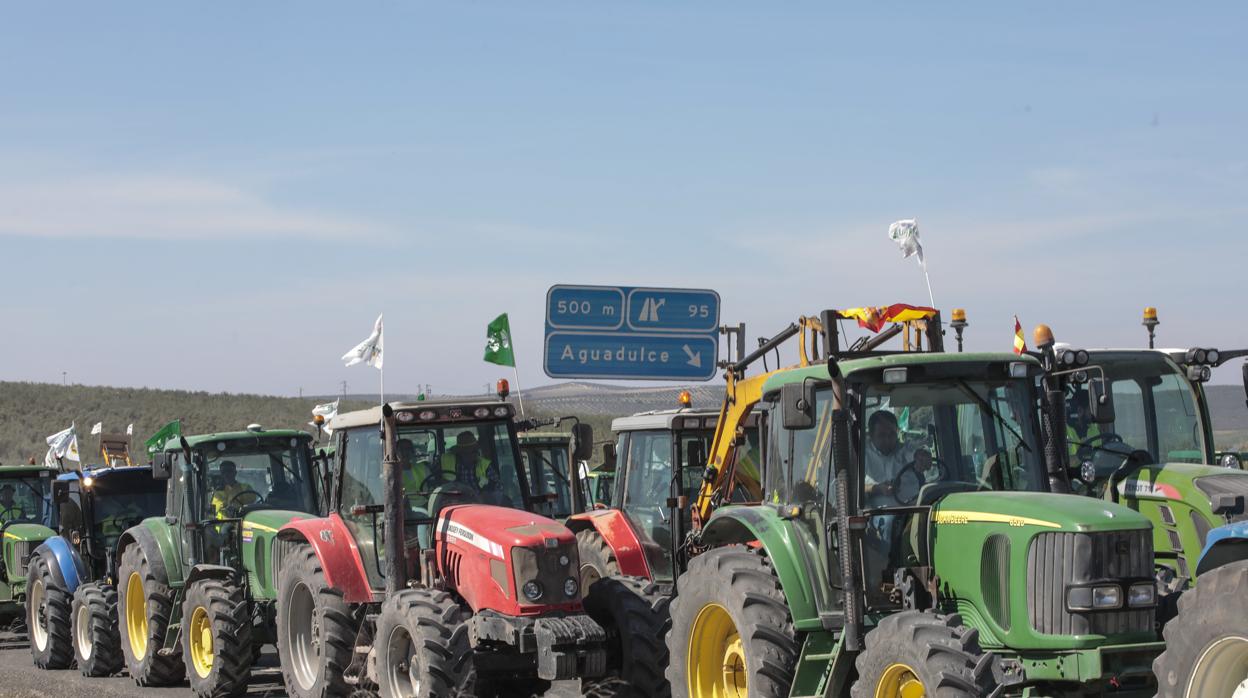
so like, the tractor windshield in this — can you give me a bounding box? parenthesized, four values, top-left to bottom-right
(196, 436, 318, 520)
(0, 475, 53, 526)
(1067, 351, 1209, 471)
(519, 440, 574, 519)
(86, 470, 166, 543)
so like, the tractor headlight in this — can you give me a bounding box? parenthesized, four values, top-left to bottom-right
(1221, 453, 1242, 469)
(1067, 584, 1123, 611)
(522, 581, 544, 602)
(1127, 582, 1156, 608)
(563, 577, 579, 597)
(1207, 348, 1221, 365)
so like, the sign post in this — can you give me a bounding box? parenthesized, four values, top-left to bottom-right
(544, 285, 721, 381)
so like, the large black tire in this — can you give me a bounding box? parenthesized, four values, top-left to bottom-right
(181, 575, 254, 698)
(374, 588, 475, 698)
(851, 610, 1000, 698)
(275, 543, 355, 698)
(117, 543, 185, 685)
(1155, 559, 1248, 697)
(72, 582, 124, 677)
(582, 576, 671, 698)
(576, 529, 622, 592)
(666, 546, 799, 698)
(26, 554, 73, 669)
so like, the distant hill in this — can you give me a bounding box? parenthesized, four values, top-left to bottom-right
(4, 380, 1246, 465)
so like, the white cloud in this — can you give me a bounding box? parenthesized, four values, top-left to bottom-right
(0, 172, 393, 241)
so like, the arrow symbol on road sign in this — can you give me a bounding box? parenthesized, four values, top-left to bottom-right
(683, 345, 702, 368)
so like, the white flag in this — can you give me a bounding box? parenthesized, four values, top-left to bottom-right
(45, 425, 80, 466)
(127, 423, 134, 436)
(310, 399, 340, 434)
(341, 314, 384, 370)
(888, 219, 925, 268)
(90, 422, 102, 435)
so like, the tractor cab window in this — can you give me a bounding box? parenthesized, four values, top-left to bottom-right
(520, 441, 573, 519)
(621, 431, 673, 512)
(393, 421, 524, 516)
(862, 378, 1043, 509)
(0, 476, 53, 526)
(197, 437, 318, 520)
(1067, 353, 1208, 474)
(86, 470, 166, 544)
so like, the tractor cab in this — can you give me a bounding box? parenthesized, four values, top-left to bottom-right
(517, 432, 579, 520)
(0, 465, 57, 614)
(54, 466, 165, 563)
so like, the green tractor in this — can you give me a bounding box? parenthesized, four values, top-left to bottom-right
(0, 464, 59, 624)
(667, 309, 1163, 697)
(116, 425, 322, 697)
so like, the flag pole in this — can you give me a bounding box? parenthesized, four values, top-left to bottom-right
(512, 365, 526, 417)
(922, 262, 936, 309)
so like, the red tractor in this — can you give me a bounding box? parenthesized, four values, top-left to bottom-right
(273, 391, 625, 697)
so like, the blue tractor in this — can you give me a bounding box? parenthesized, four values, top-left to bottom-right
(25, 431, 166, 675)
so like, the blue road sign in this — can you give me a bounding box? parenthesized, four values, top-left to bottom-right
(544, 284, 721, 381)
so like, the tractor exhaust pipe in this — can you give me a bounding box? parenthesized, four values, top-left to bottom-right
(380, 404, 407, 594)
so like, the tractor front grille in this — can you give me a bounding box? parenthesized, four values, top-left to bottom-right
(1027, 530, 1153, 636)
(11, 541, 41, 576)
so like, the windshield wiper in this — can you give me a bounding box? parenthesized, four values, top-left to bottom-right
(955, 379, 1031, 453)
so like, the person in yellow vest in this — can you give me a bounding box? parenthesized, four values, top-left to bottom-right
(0, 484, 25, 521)
(98, 498, 145, 537)
(440, 432, 492, 489)
(209, 460, 259, 519)
(1066, 390, 1101, 466)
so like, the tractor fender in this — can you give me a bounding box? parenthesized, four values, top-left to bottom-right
(116, 520, 180, 587)
(184, 564, 237, 588)
(277, 513, 374, 603)
(1196, 521, 1248, 577)
(565, 510, 651, 578)
(698, 505, 821, 629)
(31, 537, 86, 593)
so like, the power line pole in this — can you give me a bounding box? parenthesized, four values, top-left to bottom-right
(340, 380, 349, 399)
(62, 371, 67, 386)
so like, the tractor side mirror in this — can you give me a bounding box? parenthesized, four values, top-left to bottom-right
(781, 381, 816, 430)
(1088, 377, 1116, 424)
(151, 452, 172, 480)
(572, 423, 594, 462)
(686, 440, 706, 469)
(601, 443, 617, 469)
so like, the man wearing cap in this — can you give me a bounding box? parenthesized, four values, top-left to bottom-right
(440, 432, 493, 489)
(209, 460, 259, 519)
(0, 484, 24, 521)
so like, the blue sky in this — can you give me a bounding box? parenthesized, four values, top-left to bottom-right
(2, 3, 1245, 395)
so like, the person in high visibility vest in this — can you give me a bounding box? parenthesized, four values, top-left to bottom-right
(209, 460, 259, 519)
(1066, 390, 1101, 465)
(440, 431, 492, 488)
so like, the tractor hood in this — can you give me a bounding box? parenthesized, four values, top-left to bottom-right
(933, 491, 1151, 533)
(240, 509, 313, 600)
(1117, 462, 1248, 511)
(1, 522, 57, 542)
(241, 508, 313, 536)
(436, 504, 574, 552)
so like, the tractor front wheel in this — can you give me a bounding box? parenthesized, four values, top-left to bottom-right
(1155, 559, 1248, 697)
(26, 554, 73, 669)
(576, 529, 621, 594)
(117, 543, 184, 685)
(275, 543, 355, 698)
(374, 588, 476, 698)
(72, 582, 123, 677)
(666, 545, 799, 698)
(182, 575, 253, 698)
(583, 575, 670, 697)
(851, 610, 1000, 698)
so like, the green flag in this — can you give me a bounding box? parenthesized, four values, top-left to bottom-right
(145, 420, 182, 456)
(484, 313, 516, 367)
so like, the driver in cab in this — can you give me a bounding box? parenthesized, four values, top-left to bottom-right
(1066, 390, 1101, 465)
(209, 460, 259, 519)
(0, 484, 25, 521)
(401, 432, 493, 496)
(863, 410, 932, 507)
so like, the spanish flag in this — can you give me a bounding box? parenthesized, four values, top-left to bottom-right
(840, 304, 938, 333)
(1013, 316, 1027, 355)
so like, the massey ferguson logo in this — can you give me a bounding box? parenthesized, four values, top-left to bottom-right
(447, 523, 474, 542)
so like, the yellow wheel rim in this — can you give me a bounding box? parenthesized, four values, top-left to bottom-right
(687, 603, 747, 698)
(125, 572, 148, 660)
(875, 663, 926, 698)
(189, 605, 214, 678)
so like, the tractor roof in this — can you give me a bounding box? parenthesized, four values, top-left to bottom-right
(518, 432, 571, 445)
(331, 398, 512, 431)
(760, 352, 1042, 394)
(160, 429, 310, 451)
(612, 407, 722, 432)
(0, 464, 58, 477)
(59, 464, 154, 481)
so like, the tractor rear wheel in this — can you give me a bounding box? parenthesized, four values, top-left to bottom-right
(666, 545, 799, 698)
(576, 529, 621, 593)
(182, 575, 253, 698)
(375, 588, 475, 698)
(1155, 559, 1248, 697)
(583, 575, 670, 698)
(27, 554, 73, 669)
(117, 543, 184, 685)
(276, 543, 354, 698)
(850, 610, 1000, 698)
(72, 582, 124, 677)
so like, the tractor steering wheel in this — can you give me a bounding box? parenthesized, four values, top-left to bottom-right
(224, 490, 263, 515)
(891, 454, 946, 505)
(1074, 432, 1124, 461)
